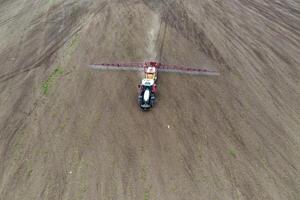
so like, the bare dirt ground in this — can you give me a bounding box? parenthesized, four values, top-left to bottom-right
(0, 0, 300, 199)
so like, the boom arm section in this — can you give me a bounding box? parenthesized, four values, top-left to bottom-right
(90, 63, 144, 71)
(159, 64, 220, 76)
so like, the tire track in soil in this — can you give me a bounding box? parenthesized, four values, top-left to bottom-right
(0, 2, 88, 83)
(143, 0, 229, 70)
(145, 13, 160, 60)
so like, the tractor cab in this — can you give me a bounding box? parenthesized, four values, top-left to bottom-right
(141, 78, 154, 89)
(138, 78, 157, 92)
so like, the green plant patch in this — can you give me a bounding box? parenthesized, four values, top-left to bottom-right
(229, 148, 237, 158)
(42, 67, 64, 95)
(144, 190, 150, 200)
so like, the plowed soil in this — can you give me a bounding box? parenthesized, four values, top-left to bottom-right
(0, 0, 300, 199)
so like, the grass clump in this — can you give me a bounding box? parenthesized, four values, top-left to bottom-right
(41, 67, 64, 95)
(144, 190, 150, 200)
(229, 148, 237, 158)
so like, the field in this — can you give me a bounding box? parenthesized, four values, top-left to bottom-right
(0, 0, 300, 199)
